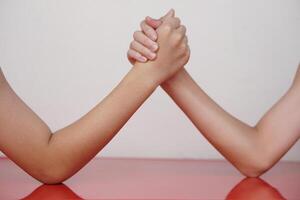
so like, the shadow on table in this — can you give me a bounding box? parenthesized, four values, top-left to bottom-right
(21, 184, 83, 200)
(21, 177, 285, 199)
(226, 177, 286, 200)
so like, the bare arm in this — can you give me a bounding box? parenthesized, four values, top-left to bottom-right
(162, 68, 300, 177)
(0, 9, 189, 184)
(128, 17, 300, 177)
(0, 66, 158, 184)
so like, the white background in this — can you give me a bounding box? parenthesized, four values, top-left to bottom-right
(0, 0, 299, 161)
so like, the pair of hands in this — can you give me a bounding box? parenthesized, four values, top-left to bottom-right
(127, 9, 190, 85)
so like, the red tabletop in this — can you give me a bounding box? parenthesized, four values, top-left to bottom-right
(0, 157, 299, 199)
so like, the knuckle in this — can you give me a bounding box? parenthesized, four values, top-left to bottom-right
(184, 36, 188, 43)
(172, 32, 183, 42)
(134, 50, 141, 57)
(146, 51, 154, 58)
(128, 50, 136, 58)
(145, 28, 153, 36)
(141, 37, 148, 44)
(180, 42, 187, 49)
(141, 21, 150, 32)
(184, 46, 191, 57)
(179, 47, 186, 55)
(178, 43, 188, 54)
(161, 24, 172, 32)
(130, 41, 136, 48)
(133, 31, 141, 39)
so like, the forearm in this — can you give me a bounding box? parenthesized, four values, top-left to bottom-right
(0, 64, 158, 184)
(45, 64, 157, 181)
(161, 69, 299, 177)
(162, 69, 259, 171)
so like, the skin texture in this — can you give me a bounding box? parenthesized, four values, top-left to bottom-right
(128, 16, 300, 177)
(0, 9, 189, 184)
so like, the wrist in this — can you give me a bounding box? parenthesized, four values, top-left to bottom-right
(161, 68, 188, 89)
(130, 62, 161, 90)
(132, 62, 163, 87)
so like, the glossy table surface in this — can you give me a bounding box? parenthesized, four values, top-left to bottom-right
(0, 157, 299, 199)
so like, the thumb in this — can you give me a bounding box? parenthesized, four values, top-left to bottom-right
(145, 16, 162, 29)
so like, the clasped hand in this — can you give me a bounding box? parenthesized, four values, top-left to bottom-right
(128, 9, 190, 86)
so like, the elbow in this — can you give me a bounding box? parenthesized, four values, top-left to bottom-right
(39, 174, 68, 185)
(239, 167, 266, 178)
(35, 165, 71, 185)
(237, 156, 274, 178)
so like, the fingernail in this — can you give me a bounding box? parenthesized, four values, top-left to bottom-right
(149, 53, 156, 59)
(151, 44, 158, 51)
(139, 56, 147, 62)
